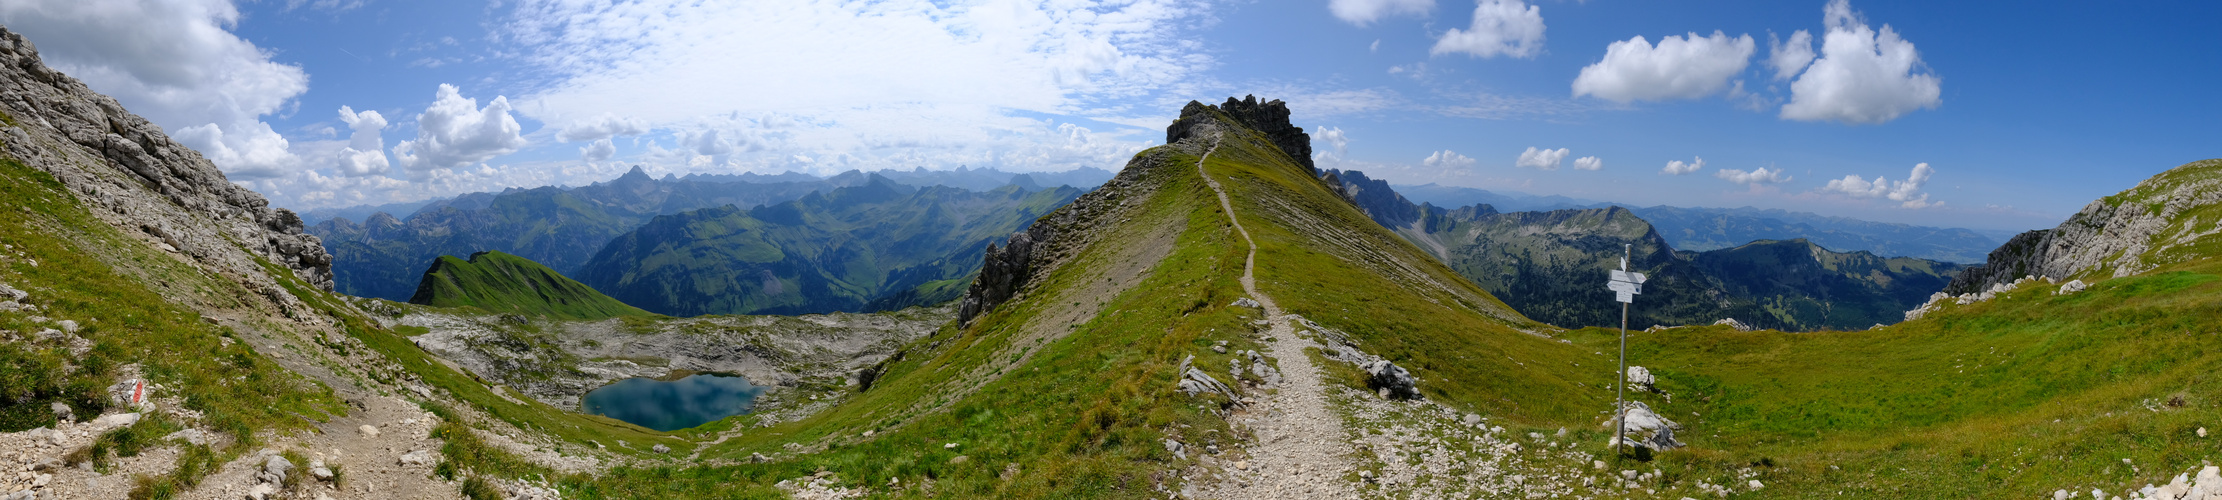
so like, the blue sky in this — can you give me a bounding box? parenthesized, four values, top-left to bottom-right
(3, 0, 2216, 232)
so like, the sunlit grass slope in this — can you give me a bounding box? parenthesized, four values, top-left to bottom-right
(408, 250, 652, 320)
(1562, 160, 2222, 498)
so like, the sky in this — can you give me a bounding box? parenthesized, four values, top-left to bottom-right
(3, 0, 2217, 232)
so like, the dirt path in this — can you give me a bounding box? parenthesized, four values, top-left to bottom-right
(1194, 138, 1356, 499)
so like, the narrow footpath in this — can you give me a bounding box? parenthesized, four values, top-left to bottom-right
(1194, 137, 1357, 499)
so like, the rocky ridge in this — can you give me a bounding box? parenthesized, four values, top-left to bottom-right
(0, 28, 334, 293)
(1947, 159, 2222, 294)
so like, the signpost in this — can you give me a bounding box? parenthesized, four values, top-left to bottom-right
(1607, 244, 1646, 456)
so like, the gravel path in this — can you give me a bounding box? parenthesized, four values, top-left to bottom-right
(1193, 138, 1358, 499)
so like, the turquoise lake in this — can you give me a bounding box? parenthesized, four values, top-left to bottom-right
(580, 373, 765, 431)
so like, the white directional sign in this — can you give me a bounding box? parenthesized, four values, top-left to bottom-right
(1607, 257, 1646, 303)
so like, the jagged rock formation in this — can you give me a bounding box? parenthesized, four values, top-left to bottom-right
(957, 232, 1033, 324)
(1947, 159, 2222, 294)
(1165, 95, 1313, 174)
(0, 28, 334, 291)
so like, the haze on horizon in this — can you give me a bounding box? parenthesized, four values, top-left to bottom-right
(2, 0, 2215, 232)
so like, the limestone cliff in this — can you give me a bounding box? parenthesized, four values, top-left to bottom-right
(0, 27, 334, 292)
(1946, 159, 2222, 294)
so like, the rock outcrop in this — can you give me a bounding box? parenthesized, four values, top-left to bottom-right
(1165, 95, 1314, 174)
(1363, 359, 1421, 400)
(958, 232, 1035, 324)
(0, 27, 334, 291)
(1607, 401, 1683, 451)
(1946, 159, 2222, 294)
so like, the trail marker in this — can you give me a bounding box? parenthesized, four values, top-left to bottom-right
(1609, 245, 1644, 456)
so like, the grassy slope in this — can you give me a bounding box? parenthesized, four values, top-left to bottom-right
(1564, 162, 2222, 498)
(409, 250, 652, 321)
(0, 157, 348, 495)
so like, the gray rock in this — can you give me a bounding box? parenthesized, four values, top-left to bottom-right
(1165, 96, 1314, 174)
(1230, 297, 1261, 309)
(1626, 366, 1657, 392)
(1712, 318, 1752, 332)
(90, 412, 139, 429)
(1605, 401, 1684, 451)
(398, 449, 435, 466)
(1162, 439, 1186, 460)
(0, 27, 335, 291)
(164, 429, 208, 445)
(1362, 360, 1420, 400)
(958, 232, 1037, 324)
(54, 320, 76, 333)
(1463, 413, 1482, 426)
(2057, 279, 2088, 295)
(48, 402, 71, 421)
(1947, 160, 2222, 295)
(652, 443, 671, 453)
(1176, 366, 1237, 399)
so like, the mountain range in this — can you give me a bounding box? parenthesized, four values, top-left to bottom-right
(1392, 182, 2009, 263)
(576, 176, 1082, 316)
(1334, 170, 1963, 331)
(308, 165, 1112, 303)
(12, 26, 2222, 499)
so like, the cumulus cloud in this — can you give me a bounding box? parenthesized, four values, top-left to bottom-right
(1423, 150, 1476, 168)
(1768, 30, 1816, 81)
(556, 113, 648, 143)
(1330, 0, 1433, 26)
(1572, 156, 1602, 171)
(1822, 162, 1936, 208)
(393, 84, 530, 172)
(1515, 147, 1568, 170)
(1431, 0, 1545, 59)
(1661, 156, 1705, 175)
(2, 0, 308, 179)
(1314, 126, 1350, 157)
(1571, 31, 1754, 103)
(680, 128, 744, 156)
(1779, 0, 1941, 124)
(1715, 166, 1791, 185)
(580, 138, 617, 162)
(334, 106, 390, 176)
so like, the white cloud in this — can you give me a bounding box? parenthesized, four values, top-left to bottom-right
(1314, 126, 1350, 157)
(1779, 0, 1941, 124)
(1430, 0, 1545, 59)
(507, 1, 1213, 149)
(680, 128, 745, 156)
(580, 138, 616, 163)
(1515, 146, 1568, 170)
(333, 106, 390, 176)
(1767, 30, 1816, 81)
(556, 113, 648, 143)
(1661, 156, 1705, 175)
(2, 0, 308, 179)
(1571, 31, 1754, 103)
(1423, 150, 1476, 168)
(1572, 156, 1602, 171)
(393, 84, 530, 172)
(1822, 162, 1936, 208)
(1715, 166, 1791, 185)
(1330, 0, 1433, 26)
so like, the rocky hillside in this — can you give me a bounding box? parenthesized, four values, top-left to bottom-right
(576, 176, 1082, 316)
(1947, 159, 2222, 293)
(408, 250, 650, 320)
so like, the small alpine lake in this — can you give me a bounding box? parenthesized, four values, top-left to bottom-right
(580, 373, 766, 432)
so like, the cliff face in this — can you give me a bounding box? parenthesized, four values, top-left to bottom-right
(0, 28, 334, 291)
(1946, 159, 2222, 294)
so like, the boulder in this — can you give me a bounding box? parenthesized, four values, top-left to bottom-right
(652, 443, 671, 453)
(1626, 366, 1656, 392)
(2057, 279, 2088, 295)
(1230, 297, 1261, 309)
(357, 424, 380, 438)
(90, 412, 140, 430)
(1713, 318, 1752, 332)
(1362, 360, 1420, 400)
(257, 455, 292, 485)
(1605, 401, 1684, 451)
(398, 449, 434, 466)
